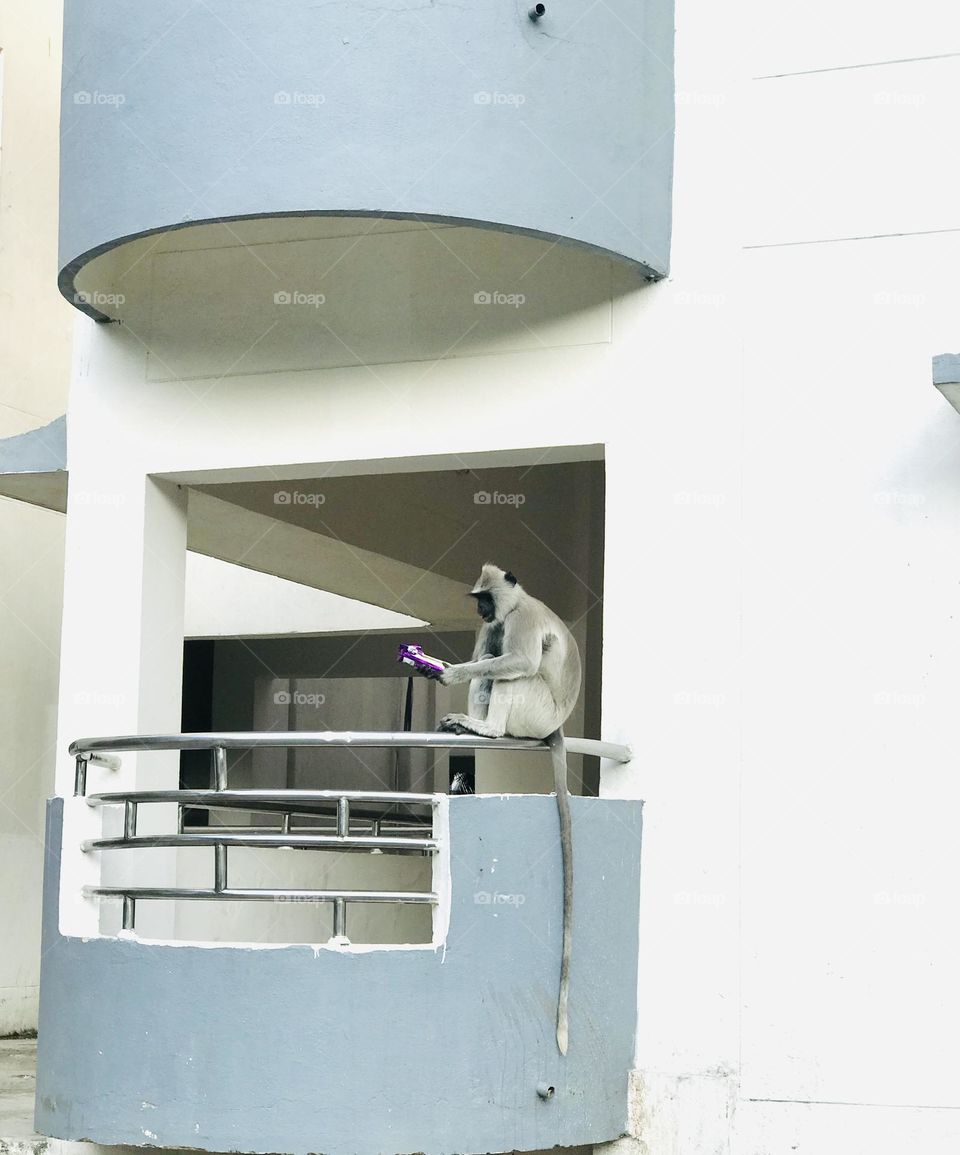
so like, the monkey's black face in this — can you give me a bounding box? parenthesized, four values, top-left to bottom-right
(471, 591, 497, 623)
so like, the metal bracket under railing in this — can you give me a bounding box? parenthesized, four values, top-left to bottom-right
(71, 752, 122, 797)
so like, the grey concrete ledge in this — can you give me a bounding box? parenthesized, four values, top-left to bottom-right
(932, 354, 960, 417)
(932, 353, 960, 386)
(37, 794, 643, 1155)
(0, 418, 68, 512)
(0, 417, 66, 476)
(59, 0, 674, 319)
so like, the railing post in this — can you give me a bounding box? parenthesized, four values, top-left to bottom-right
(213, 746, 228, 890)
(122, 803, 139, 930)
(215, 844, 228, 893)
(333, 796, 350, 938)
(213, 744, 228, 791)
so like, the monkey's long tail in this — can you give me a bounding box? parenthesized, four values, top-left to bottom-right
(546, 728, 572, 1056)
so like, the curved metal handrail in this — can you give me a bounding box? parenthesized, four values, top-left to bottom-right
(86, 788, 436, 805)
(70, 731, 632, 797)
(69, 730, 632, 760)
(69, 731, 550, 756)
(83, 832, 437, 852)
(85, 790, 434, 838)
(83, 886, 437, 905)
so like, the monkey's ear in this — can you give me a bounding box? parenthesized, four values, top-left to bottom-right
(504, 571, 518, 586)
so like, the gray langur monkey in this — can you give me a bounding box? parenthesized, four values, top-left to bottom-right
(436, 564, 581, 740)
(435, 564, 581, 1054)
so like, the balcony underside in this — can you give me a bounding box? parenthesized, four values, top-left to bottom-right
(64, 211, 666, 324)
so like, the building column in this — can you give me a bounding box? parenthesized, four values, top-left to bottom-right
(54, 467, 187, 937)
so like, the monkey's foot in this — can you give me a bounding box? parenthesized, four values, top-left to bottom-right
(439, 713, 504, 738)
(439, 713, 472, 734)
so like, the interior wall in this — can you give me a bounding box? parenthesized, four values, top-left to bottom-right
(176, 653, 441, 946)
(173, 634, 466, 944)
(207, 632, 472, 797)
(249, 675, 431, 794)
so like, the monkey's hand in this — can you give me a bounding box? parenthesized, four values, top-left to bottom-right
(439, 663, 471, 686)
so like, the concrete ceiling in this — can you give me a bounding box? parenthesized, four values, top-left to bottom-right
(0, 471, 67, 513)
(0, 435, 606, 630)
(193, 460, 605, 625)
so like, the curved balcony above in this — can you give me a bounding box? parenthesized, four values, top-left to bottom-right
(59, 0, 674, 320)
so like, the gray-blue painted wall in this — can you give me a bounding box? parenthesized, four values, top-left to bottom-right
(36, 794, 643, 1155)
(0, 416, 66, 474)
(59, 0, 674, 316)
(932, 353, 960, 386)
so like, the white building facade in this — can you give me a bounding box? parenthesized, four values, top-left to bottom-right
(2, 1, 960, 1153)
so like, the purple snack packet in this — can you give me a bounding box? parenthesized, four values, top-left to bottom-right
(397, 644, 447, 677)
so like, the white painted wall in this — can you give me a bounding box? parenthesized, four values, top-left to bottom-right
(609, 1, 960, 1149)
(44, 1, 960, 1152)
(0, 499, 63, 1034)
(0, 0, 71, 1035)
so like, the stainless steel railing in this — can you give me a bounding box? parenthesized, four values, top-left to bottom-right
(69, 730, 634, 937)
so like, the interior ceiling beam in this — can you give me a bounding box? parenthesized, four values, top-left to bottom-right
(187, 490, 476, 631)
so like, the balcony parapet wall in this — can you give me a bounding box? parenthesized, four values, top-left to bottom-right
(59, 0, 674, 319)
(36, 793, 643, 1155)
